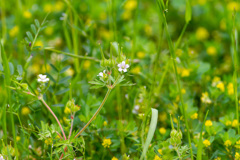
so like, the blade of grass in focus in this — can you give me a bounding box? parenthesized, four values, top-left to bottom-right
(140, 108, 158, 160)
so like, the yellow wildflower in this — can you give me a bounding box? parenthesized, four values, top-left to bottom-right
(198, 0, 206, 5)
(232, 119, 238, 127)
(181, 88, 186, 94)
(212, 76, 221, 87)
(207, 46, 217, 56)
(9, 26, 19, 37)
(227, 83, 234, 95)
(214, 157, 221, 160)
(205, 120, 213, 127)
(236, 152, 240, 160)
(35, 40, 44, 48)
(45, 27, 54, 36)
(21, 107, 31, 115)
(112, 157, 118, 160)
(181, 68, 190, 77)
(227, 2, 239, 11)
(44, 3, 53, 12)
(55, 1, 64, 12)
(201, 92, 212, 104)
(103, 121, 108, 126)
(235, 140, 240, 149)
(102, 138, 112, 148)
(144, 25, 152, 36)
(16, 136, 21, 142)
(158, 149, 163, 155)
(191, 113, 198, 120)
(64, 107, 71, 114)
(159, 127, 166, 135)
(83, 60, 91, 70)
(225, 120, 232, 126)
(224, 140, 232, 147)
(23, 11, 32, 19)
(196, 27, 209, 41)
(137, 51, 145, 59)
(65, 68, 74, 76)
(203, 139, 211, 147)
(216, 82, 225, 92)
(122, 10, 132, 20)
(154, 155, 162, 160)
(44, 138, 53, 145)
(131, 66, 141, 74)
(124, 0, 137, 11)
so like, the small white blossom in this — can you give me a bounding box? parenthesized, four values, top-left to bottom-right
(132, 105, 140, 114)
(0, 155, 5, 160)
(117, 61, 129, 72)
(37, 74, 49, 83)
(97, 70, 106, 77)
(60, 13, 67, 21)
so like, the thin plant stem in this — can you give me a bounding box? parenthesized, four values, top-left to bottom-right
(39, 97, 67, 140)
(68, 114, 74, 139)
(156, 1, 193, 159)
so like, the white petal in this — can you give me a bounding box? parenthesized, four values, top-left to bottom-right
(123, 69, 127, 72)
(117, 63, 122, 68)
(37, 78, 43, 82)
(118, 68, 123, 72)
(122, 61, 125, 65)
(103, 70, 106, 73)
(98, 72, 103, 77)
(125, 64, 129, 68)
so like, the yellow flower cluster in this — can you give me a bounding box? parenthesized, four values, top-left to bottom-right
(236, 152, 240, 160)
(44, 138, 53, 146)
(196, 27, 209, 41)
(23, 11, 32, 19)
(216, 82, 225, 92)
(207, 46, 217, 56)
(227, 83, 234, 95)
(159, 127, 166, 135)
(225, 120, 232, 127)
(21, 107, 31, 115)
(205, 120, 213, 127)
(232, 119, 238, 127)
(224, 140, 232, 147)
(235, 140, 240, 149)
(227, 2, 239, 11)
(201, 92, 212, 104)
(102, 138, 112, 148)
(191, 113, 198, 120)
(9, 26, 19, 37)
(112, 157, 118, 160)
(154, 155, 162, 160)
(203, 139, 211, 147)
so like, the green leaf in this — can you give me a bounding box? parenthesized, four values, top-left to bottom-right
(55, 88, 70, 95)
(185, 0, 192, 23)
(140, 108, 158, 160)
(17, 65, 23, 76)
(58, 76, 72, 84)
(35, 19, 40, 28)
(60, 65, 71, 74)
(50, 63, 59, 72)
(0, 63, 3, 71)
(31, 24, 37, 34)
(9, 62, 14, 75)
(26, 31, 33, 42)
(197, 62, 210, 75)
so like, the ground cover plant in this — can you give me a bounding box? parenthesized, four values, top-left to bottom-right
(2, 0, 240, 159)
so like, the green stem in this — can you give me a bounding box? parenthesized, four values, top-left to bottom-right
(156, 1, 193, 159)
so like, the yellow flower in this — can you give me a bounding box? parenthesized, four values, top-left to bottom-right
(207, 46, 217, 56)
(83, 60, 91, 70)
(9, 26, 19, 37)
(44, 4, 53, 12)
(224, 140, 232, 147)
(55, 1, 64, 12)
(64, 107, 71, 114)
(232, 119, 238, 127)
(65, 68, 74, 76)
(191, 113, 198, 120)
(205, 120, 213, 127)
(225, 120, 232, 126)
(212, 76, 221, 87)
(137, 51, 145, 59)
(181, 89, 186, 94)
(122, 10, 132, 20)
(227, 83, 234, 95)
(16, 136, 21, 142)
(112, 157, 118, 160)
(196, 27, 209, 41)
(131, 66, 141, 74)
(198, 0, 206, 5)
(45, 27, 54, 36)
(181, 68, 190, 77)
(23, 11, 32, 19)
(158, 149, 163, 155)
(103, 121, 108, 126)
(214, 157, 221, 160)
(203, 139, 211, 147)
(124, 0, 137, 11)
(227, 2, 239, 11)
(35, 40, 44, 48)
(21, 107, 31, 115)
(235, 140, 240, 149)
(201, 92, 212, 104)
(235, 152, 240, 160)
(154, 155, 162, 160)
(159, 127, 166, 135)
(102, 138, 112, 148)
(44, 138, 53, 145)
(216, 82, 225, 92)
(144, 25, 152, 36)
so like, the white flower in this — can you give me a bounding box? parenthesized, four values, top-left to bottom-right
(132, 105, 140, 114)
(0, 155, 5, 160)
(97, 70, 106, 77)
(37, 74, 49, 83)
(117, 61, 129, 72)
(60, 13, 67, 20)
